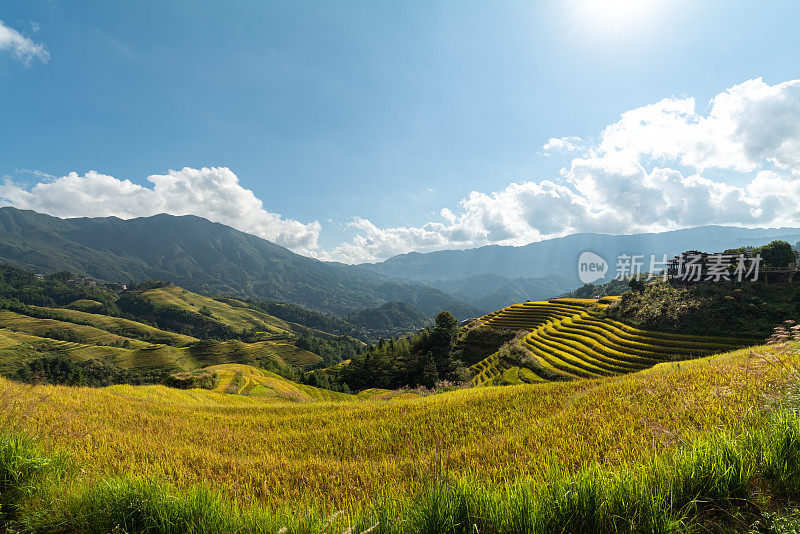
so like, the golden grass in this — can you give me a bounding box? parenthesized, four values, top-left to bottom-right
(5, 343, 796, 513)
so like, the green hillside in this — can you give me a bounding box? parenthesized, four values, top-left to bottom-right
(0, 267, 342, 385)
(602, 281, 800, 338)
(138, 285, 295, 336)
(37, 306, 199, 346)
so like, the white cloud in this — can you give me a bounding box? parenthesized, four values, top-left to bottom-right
(542, 136, 583, 154)
(0, 167, 321, 255)
(593, 77, 800, 173)
(0, 19, 49, 65)
(4, 77, 800, 264)
(325, 77, 800, 263)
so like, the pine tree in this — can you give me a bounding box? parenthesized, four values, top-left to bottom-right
(429, 311, 458, 379)
(421, 352, 437, 388)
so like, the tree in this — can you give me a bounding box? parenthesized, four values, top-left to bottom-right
(420, 352, 437, 388)
(429, 311, 458, 378)
(757, 240, 798, 268)
(627, 277, 645, 293)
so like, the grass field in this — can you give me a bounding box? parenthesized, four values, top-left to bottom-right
(2, 342, 796, 518)
(469, 298, 760, 384)
(1, 287, 798, 531)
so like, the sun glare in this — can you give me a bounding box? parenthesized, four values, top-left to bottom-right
(570, 0, 663, 35)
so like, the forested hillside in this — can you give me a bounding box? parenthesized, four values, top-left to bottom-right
(346, 301, 431, 331)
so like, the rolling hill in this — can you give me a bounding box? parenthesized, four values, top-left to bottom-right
(0, 273, 336, 379)
(0, 207, 481, 318)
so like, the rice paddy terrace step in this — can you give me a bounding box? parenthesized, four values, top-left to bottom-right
(468, 297, 759, 385)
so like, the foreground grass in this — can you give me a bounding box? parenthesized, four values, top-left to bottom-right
(5, 407, 800, 532)
(1, 343, 799, 531)
(6, 346, 794, 507)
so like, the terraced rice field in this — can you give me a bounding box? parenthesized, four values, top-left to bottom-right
(0, 309, 152, 349)
(40, 306, 199, 346)
(470, 297, 760, 384)
(207, 363, 354, 402)
(141, 286, 294, 336)
(471, 352, 545, 386)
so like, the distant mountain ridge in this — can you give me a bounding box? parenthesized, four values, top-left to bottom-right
(4, 207, 798, 317)
(0, 207, 482, 319)
(427, 274, 577, 312)
(359, 226, 800, 310)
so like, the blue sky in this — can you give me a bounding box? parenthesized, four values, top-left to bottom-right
(1, 1, 799, 262)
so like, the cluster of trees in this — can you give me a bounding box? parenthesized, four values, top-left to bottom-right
(302, 369, 352, 394)
(602, 280, 800, 338)
(294, 332, 364, 367)
(725, 240, 799, 268)
(248, 299, 359, 336)
(163, 370, 219, 390)
(13, 355, 169, 387)
(563, 278, 633, 299)
(0, 265, 119, 310)
(345, 301, 431, 331)
(251, 298, 436, 342)
(457, 326, 517, 365)
(335, 311, 469, 391)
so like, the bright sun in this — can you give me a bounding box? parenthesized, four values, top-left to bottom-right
(571, 0, 663, 34)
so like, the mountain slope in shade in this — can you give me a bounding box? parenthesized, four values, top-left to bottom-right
(0, 208, 482, 318)
(346, 301, 431, 331)
(428, 274, 578, 312)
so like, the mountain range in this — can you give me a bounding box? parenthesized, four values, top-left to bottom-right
(358, 226, 800, 309)
(0, 207, 481, 319)
(1, 207, 798, 316)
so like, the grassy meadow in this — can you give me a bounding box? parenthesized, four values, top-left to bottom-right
(3, 340, 800, 532)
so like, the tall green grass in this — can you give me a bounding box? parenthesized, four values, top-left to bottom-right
(7, 408, 800, 533)
(0, 434, 61, 522)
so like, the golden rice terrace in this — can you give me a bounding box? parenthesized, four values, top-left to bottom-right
(468, 297, 760, 385)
